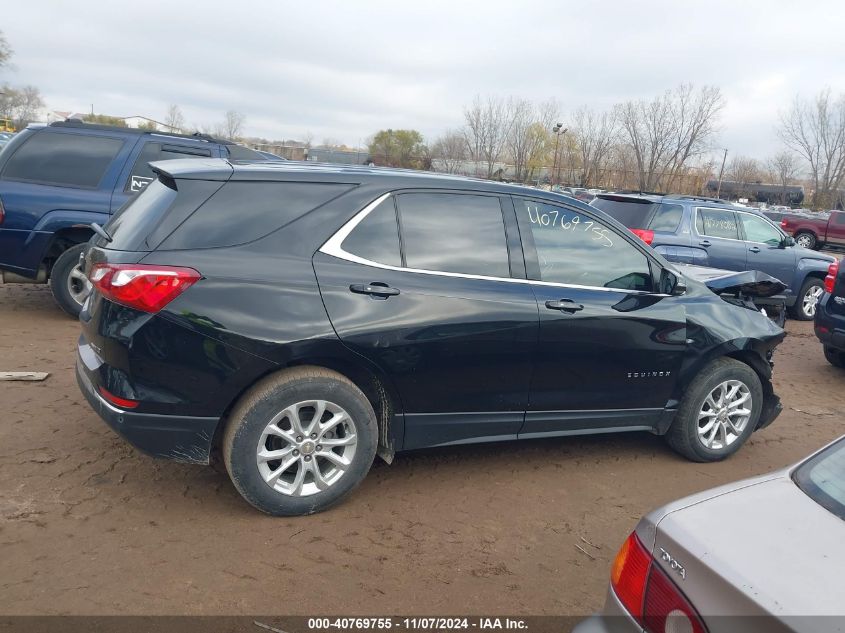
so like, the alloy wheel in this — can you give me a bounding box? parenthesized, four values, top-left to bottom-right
(697, 380, 752, 450)
(796, 234, 814, 248)
(67, 264, 92, 307)
(256, 400, 358, 497)
(802, 285, 824, 318)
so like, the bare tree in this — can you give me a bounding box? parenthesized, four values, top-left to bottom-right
(222, 109, 245, 140)
(766, 151, 801, 204)
(616, 84, 723, 191)
(0, 30, 12, 69)
(164, 104, 184, 133)
(571, 106, 617, 187)
(463, 95, 515, 179)
(0, 85, 44, 128)
(779, 89, 845, 208)
(431, 129, 467, 174)
(727, 156, 761, 197)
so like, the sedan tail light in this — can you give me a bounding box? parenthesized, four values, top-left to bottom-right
(824, 260, 840, 294)
(611, 532, 707, 633)
(629, 228, 655, 245)
(89, 263, 201, 313)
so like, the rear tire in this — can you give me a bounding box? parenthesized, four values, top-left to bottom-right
(788, 277, 825, 321)
(794, 232, 817, 249)
(666, 358, 763, 462)
(223, 366, 378, 516)
(824, 346, 845, 368)
(49, 244, 89, 317)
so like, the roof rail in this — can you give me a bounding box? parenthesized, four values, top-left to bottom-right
(605, 189, 665, 196)
(676, 195, 727, 204)
(49, 119, 235, 145)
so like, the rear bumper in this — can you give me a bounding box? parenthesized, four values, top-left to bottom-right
(572, 588, 642, 633)
(815, 295, 845, 352)
(76, 357, 219, 464)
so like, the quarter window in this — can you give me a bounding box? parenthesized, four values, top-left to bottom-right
(341, 197, 402, 267)
(739, 213, 783, 245)
(396, 193, 510, 278)
(696, 209, 739, 240)
(2, 131, 123, 188)
(517, 198, 652, 292)
(649, 203, 684, 232)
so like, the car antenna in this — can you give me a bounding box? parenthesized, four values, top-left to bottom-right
(90, 222, 112, 243)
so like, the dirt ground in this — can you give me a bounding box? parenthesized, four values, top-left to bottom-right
(0, 283, 842, 617)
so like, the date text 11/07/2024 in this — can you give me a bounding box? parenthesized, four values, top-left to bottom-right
(307, 618, 529, 630)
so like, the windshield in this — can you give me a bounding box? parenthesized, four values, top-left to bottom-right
(793, 437, 845, 521)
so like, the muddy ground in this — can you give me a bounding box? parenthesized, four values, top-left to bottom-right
(0, 283, 842, 616)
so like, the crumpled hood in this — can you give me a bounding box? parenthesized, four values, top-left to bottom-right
(676, 264, 787, 298)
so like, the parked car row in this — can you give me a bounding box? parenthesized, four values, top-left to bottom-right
(0, 120, 270, 315)
(590, 192, 835, 321)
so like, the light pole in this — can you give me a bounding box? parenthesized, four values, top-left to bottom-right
(550, 123, 567, 188)
(715, 148, 728, 199)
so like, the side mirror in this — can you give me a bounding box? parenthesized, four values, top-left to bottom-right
(660, 268, 686, 295)
(782, 236, 796, 248)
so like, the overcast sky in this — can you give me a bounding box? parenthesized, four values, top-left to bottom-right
(5, 0, 845, 161)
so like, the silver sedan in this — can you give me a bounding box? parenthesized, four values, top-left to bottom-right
(575, 436, 845, 633)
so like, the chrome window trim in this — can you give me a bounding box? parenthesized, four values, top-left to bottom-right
(319, 192, 655, 296)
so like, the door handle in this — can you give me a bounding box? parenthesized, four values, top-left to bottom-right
(545, 299, 584, 313)
(349, 283, 400, 297)
(699, 240, 712, 247)
(748, 246, 761, 253)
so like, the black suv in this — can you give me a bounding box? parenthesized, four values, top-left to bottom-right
(76, 160, 785, 515)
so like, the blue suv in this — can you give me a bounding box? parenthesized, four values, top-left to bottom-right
(591, 193, 835, 320)
(0, 120, 267, 315)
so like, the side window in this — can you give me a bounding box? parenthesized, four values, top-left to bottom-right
(834, 213, 845, 226)
(341, 197, 402, 267)
(125, 142, 212, 193)
(2, 131, 123, 188)
(517, 198, 652, 292)
(739, 214, 783, 245)
(396, 193, 510, 278)
(696, 208, 739, 240)
(649, 203, 683, 232)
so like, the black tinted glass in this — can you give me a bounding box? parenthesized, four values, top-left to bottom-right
(649, 203, 683, 232)
(696, 209, 739, 239)
(591, 197, 657, 228)
(226, 145, 265, 160)
(397, 193, 510, 278)
(160, 181, 352, 250)
(342, 197, 401, 266)
(125, 142, 212, 193)
(518, 199, 652, 292)
(2, 131, 123, 187)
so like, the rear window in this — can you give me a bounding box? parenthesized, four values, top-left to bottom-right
(158, 181, 353, 250)
(103, 179, 179, 251)
(591, 197, 657, 229)
(1, 131, 123, 188)
(793, 438, 845, 520)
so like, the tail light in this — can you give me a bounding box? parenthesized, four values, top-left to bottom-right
(824, 260, 839, 294)
(629, 228, 655, 245)
(780, 219, 788, 228)
(611, 532, 707, 633)
(89, 264, 201, 313)
(0, 195, 5, 225)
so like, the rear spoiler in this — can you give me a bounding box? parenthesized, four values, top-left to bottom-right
(677, 265, 787, 298)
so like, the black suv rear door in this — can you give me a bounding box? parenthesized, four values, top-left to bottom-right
(313, 190, 538, 450)
(513, 196, 687, 437)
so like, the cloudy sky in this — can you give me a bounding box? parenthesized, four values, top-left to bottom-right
(4, 0, 844, 161)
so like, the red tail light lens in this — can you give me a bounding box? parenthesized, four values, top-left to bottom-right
(824, 260, 839, 294)
(611, 533, 651, 620)
(89, 264, 201, 313)
(0, 195, 5, 225)
(629, 228, 655, 245)
(611, 532, 708, 633)
(98, 385, 139, 409)
(780, 219, 788, 228)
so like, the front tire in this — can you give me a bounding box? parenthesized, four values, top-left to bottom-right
(794, 232, 817, 249)
(222, 367, 378, 516)
(49, 244, 90, 317)
(789, 277, 825, 321)
(666, 358, 763, 462)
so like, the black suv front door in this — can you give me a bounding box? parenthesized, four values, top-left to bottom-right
(314, 191, 538, 450)
(513, 197, 687, 437)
